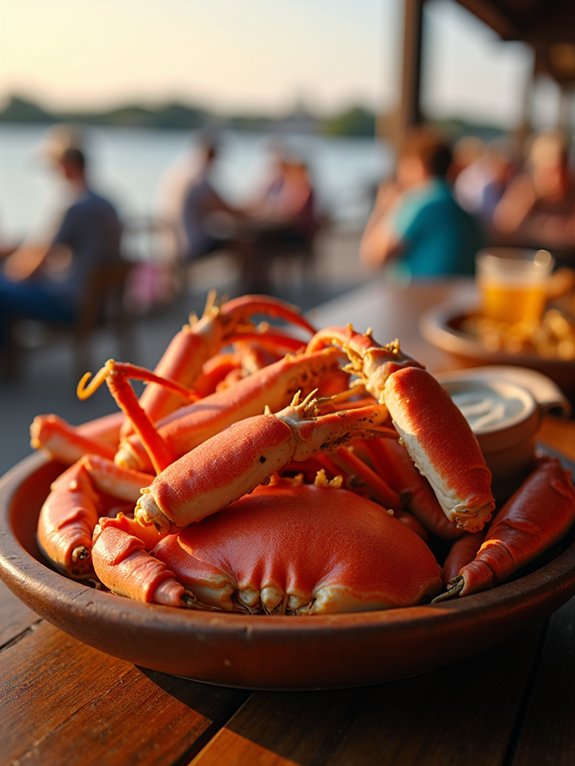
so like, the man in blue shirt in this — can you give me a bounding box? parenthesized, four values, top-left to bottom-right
(0, 144, 122, 351)
(360, 127, 485, 280)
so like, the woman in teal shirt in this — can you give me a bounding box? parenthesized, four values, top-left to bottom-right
(360, 128, 485, 279)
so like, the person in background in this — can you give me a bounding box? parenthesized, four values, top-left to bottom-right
(0, 138, 122, 358)
(360, 126, 485, 280)
(245, 141, 291, 213)
(162, 134, 245, 263)
(251, 154, 318, 246)
(453, 137, 517, 229)
(242, 151, 320, 292)
(451, 135, 487, 200)
(491, 130, 575, 265)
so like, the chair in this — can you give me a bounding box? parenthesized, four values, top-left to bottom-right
(121, 217, 184, 312)
(3, 261, 135, 381)
(246, 213, 330, 293)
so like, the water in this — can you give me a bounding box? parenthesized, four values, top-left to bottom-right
(0, 124, 392, 243)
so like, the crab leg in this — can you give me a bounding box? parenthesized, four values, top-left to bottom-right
(363, 438, 465, 540)
(122, 292, 317, 431)
(191, 350, 246, 397)
(135, 392, 392, 533)
(441, 530, 485, 585)
(77, 360, 197, 473)
(191, 339, 307, 397)
(115, 346, 345, 472)
(82, 454, 154, 503)
(91, 524, 192, 606)
(36, 451, 156, 577)
(436, 456, 575, 599)
(37, 460, 101, 579)
(308, 326, 495, 532)
(307, 325, 423, 399)
(30, 414, 118, 464)
(384, 367, 495, 532)
(329, 445, 402, 509)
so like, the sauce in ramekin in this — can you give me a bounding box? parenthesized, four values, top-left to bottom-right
(448, 382, 529, 432)
(438, 375, 542, 500)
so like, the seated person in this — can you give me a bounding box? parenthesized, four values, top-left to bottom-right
(492, 130, 575, 265)
(245, 141, 290, 213)
(176, 136, 244, 262)
(454, 137, 517, 229)
(0, 144, 122, 353)
(360, 127, 485, 279)
(250, 155, 319, 248)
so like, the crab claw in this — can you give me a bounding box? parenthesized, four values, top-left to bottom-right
(384, 366, 495, 532)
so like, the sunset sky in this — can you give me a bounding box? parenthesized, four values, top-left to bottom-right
(0, 0, 555, 129)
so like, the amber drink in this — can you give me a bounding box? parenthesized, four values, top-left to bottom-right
(475, 248, 554, 326)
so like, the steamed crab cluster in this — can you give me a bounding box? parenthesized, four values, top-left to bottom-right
(32, 294, 575, 613)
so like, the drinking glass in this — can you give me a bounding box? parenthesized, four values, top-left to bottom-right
(475, 247, 554, 326)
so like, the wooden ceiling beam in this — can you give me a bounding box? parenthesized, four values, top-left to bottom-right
(453, 0, 519, 40)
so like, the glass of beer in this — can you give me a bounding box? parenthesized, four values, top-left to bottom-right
(475, 248, 554, 326)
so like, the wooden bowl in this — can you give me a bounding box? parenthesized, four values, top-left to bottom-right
(1, 452, 575, 690)
(420, 302, 575, 397)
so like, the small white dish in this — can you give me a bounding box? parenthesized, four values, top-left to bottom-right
(436, 367, 570, 500)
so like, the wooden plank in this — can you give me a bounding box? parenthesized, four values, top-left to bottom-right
(1, 622, 249, 766)
(511, 597, 575, 765)
(0, 580, 38, 647)
(191, 626, 544, 766)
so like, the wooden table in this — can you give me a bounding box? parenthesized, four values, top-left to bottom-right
(2, 278, 575, 766)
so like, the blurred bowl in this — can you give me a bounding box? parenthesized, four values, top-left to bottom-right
(420, 302, 575, 396)
(1, 449, 575, 690)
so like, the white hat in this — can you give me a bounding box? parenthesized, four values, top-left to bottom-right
(36, 123, 86, 163)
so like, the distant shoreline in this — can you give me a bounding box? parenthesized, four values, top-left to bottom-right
(0, 94, 377, 138)
(0, 94, 504, 141)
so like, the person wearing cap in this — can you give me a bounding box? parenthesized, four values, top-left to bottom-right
(0, 142, 122, 357)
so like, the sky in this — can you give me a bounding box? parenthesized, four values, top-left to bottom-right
(0, 0, 558, 129)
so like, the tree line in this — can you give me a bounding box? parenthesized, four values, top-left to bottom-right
(0, 94, 378, 137)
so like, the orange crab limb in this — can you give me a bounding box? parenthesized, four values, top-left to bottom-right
(363, 438, 465, 540)
(135, 393, 391, 533)
(92, 524, 190, 606)
(123, 292, 317, 432)
(307, 325, 423, 400)
(384, 367, 495, 532)
(309, 326, 495, 532)
(97, 512, 166, 550)
(438, 456, 575, 599)
(191, 351, 245, 397)
(82, 454, 154, 503)
(329, 445, 402, 509)
(115, 346, 345, 472)
(37, 461, 101, 579)
(441, 530, 485, 585)
(77, 360, 190, 474)
(30, 413, 117, 464)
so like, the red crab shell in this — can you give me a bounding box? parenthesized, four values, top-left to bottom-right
(151, 479, 443, 614)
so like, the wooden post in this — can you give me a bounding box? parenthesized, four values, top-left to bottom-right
(394, 0, 425, 150)
(557, 86, 574, 132)
(514, 49, 538, 150)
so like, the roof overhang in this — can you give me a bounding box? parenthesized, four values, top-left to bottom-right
(454, 0, 575, 85)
